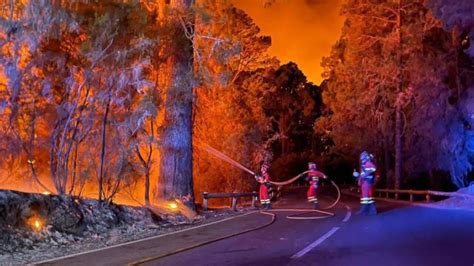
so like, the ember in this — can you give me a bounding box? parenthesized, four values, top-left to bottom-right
(34, 220, 41, 230)
(27, 216, 44, 232)
(168, 202, 178, 210)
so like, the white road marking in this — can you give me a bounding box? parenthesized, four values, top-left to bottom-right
(343, 205, 352, 223)
(291, 227, 340, 259)
(33, 211, 259, 265)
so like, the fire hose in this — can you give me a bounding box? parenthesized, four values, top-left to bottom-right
(198, 143, 341, 218)
(127, 201, 340, 265)
(127, 211, 278, 265)
(266, 177, 341, 220)
(268, 171, 341, 211)
(128, 157, 341, 265)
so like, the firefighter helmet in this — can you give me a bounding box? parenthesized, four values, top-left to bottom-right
(360, 151, 374, 163)
(308, 162, 317, 170)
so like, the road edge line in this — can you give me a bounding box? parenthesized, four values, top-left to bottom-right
(127, 211, 277, 265)
(33, 210, 259, 265)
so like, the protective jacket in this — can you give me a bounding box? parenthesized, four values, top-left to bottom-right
(306, 170, 326, 203)
(259, 173, 271, 205)
(358, 161, 376, 205)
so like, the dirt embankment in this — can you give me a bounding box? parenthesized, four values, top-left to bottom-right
(0, 190, 248, 264)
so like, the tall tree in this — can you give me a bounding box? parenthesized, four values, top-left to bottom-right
(319, 0, 454, 188)
(427, 0, 474, 187)
(156, 0, 195, 208)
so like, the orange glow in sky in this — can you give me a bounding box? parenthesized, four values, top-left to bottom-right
(231, 0, 344, 85)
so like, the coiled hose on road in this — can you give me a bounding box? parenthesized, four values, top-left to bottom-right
(269, 179, 341, 220)
(127, 144, 343, 264)
(267, 169, 341, 220)
(127, 180, 341, 265)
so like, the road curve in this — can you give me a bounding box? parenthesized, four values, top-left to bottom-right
(37, 188, 474, 266)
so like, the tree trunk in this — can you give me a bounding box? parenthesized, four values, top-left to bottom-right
(69, 141, 79, 195)
(280, 114, 291, 156)
(145, 171, 150, 205)
(394, 107, 402, 190)
(157, 0, 195, 208)
(394, 0, 403, 191)
(383, 133, 391, 188)
(98, 95, 111, 203)
(145, 118, 154, 206)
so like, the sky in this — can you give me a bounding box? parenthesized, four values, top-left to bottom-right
(231, 0, 345, 85)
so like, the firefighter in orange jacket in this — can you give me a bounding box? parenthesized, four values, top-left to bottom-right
(306, 162, 328, 209)
(353, 151, 377, 215)
(256, 164, 272, 209)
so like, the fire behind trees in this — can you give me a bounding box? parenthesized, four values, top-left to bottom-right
(0, 0, 322, 208)
(0, 0, 473, 210)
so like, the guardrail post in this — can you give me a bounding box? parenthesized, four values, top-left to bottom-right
(395, 193, 399, 200)
(409, 194, 413, 202)
(425, 194, 431, 203)
(231, 197, 238, 211)
(251, 192, 257, 208)
(203, 192, 208, 211)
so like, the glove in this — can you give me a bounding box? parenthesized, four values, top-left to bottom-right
(265, 182, 271, 189)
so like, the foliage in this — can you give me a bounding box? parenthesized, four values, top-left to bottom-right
(319, 0, 474, 188)
(262, 62, 323, 158)
(0, 0, 160, 204)
(428, 0, 474, 56)
(192, 0, 276, 201)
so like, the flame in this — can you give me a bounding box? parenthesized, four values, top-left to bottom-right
(27, 216, 44, 232)
(168, 202, 178, 209)
(148, 200, 197, 221)
(34, 219, 41, 229)
(42, 191, 51, 195)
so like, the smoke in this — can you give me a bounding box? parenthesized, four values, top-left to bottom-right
(231, 0, 344, 85)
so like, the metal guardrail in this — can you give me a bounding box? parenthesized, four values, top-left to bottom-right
(349, 187, 474, 202)
(202, 192, 258, 211)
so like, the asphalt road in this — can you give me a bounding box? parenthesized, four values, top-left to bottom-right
(38, 188, 474, 266)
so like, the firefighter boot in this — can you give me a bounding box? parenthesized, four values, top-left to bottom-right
(267, 203, 272, 209)
(368, 203, 377, 215)
(314, 202, 320, 210)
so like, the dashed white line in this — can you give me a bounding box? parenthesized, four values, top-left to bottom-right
(291, 227, 340, 259)
(343, 205, 352, 223)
